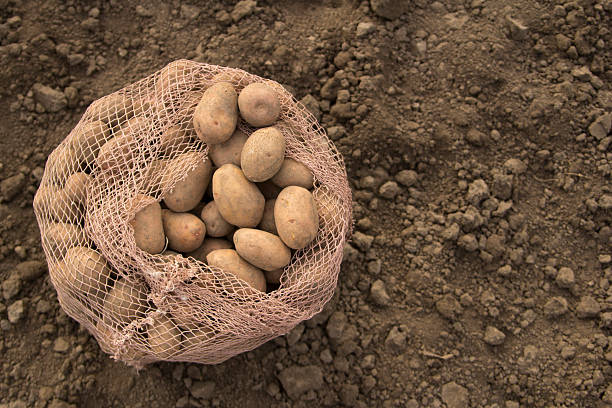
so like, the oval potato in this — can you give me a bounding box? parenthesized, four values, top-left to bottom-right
(182, 325, 215, 351)
(193, 82, 238, 145)
(159, 124, 192, 155)
(44, 223, 88, 258)
(208, 129, 248, 167)
(258, 199, 277, 235)
(271, 158, 314, 189)
(64, 172, 92, 206)
(64, 246, 112, 303)
(233, 228, 291, 271)
(275, 186, 319, 249)
(186, 238, 233, 262)
(71, 120, 111, 167)
(163, 153, 212, 212)
(206, 249, 266, 294)
(148, 314, 182, 359)
(312, 186, 341, 232)
(212, 164, 264, 227)
(238, 82, 281, 127)
(96, 131, 137, 173)
(240, 127, 285, 182)
(104, 278, 149, 326)
(162, 210, 206, 252)
(89, 92, 134, 129)
(200, 201, 233, 237)
(130, 195, 165, 254)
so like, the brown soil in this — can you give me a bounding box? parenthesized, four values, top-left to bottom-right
(1, 0, 611, 407)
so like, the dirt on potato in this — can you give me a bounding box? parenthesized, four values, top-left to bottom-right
(0, 0, 611, 407)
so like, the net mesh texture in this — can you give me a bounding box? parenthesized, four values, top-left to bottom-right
(33, 60, 353, 368)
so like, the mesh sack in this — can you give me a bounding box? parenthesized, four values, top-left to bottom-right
(33, 60, 353, 367)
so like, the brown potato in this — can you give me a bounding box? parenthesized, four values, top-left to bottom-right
(271, 158, 314, 189)
(275, 186, 319, 249)
(312, 186, 341, 232)
(96, 321, 148, 362)
(163, 153, 213, 212)
(257, 180, 282, 199)
(264, 268, 283, 284)
(211, 71, 244, 84)
(142, 158, 169, 192)
(159, 124, 193, 155)
(70, 120, 111, 167)
(130, 195, 165, 254)
(193, 82, 238, 145)
(64, 172, 92, 206)
(258, 199, 277, 235)
(64, 246, 111, 303)
(156, 59, 195, 98)
(212, 164, 265, 227)
(240, 127, 285, 182)
(206, 249, 266, 294)
(44, 223, 88, 258)
(48, 144, 81, 185)
(148, 314, 182, 359)
(96, 131, 137, 173)
(238, 82, 281, 127)
(162, 210, 206, 252)
(182, 325, 215, 351)
(103, 278, 149, 326)
(200, 201, 234, 237)
(89, 92, 134, 128)
(186, 238, 233, 262)
(233, 228, 291, 271)
(208, 129, 248, 167)
(33, 186, 58, 217)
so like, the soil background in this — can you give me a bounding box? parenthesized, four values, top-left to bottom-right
(1, 0, 611, 407)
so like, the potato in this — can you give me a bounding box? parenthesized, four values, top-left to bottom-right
(159, 124, 192, 155)
(206, 249, 266, 294)
(193, 82, 238, 145)
(96, 131, 137, 173)
(33, 186, 57, 217)
(64, 172, 92, 206)
(162, 210, 206, 252)
(258, 199, 277, 235)
(35, 185, 81, 222)
(264, 268, 283, 284)
(96, 321, 148, 361)
(163, 153, 213, 212)
(186, 238, 233, 262)
(240, 127, 285, 182)
(156, 59, 195, 98)
(48, 144, 80, 185)
(257, 180, 281, 199)
(89, 92, 134, 128)
(200, 201, 233, 237)
(233, 228, 291, 271)
(271, 158, 314, 189)
(212, 164, 265, 227)
(208, 129, 248, 167)
(211, 71, 244, 84)
(142, 158, 169, 192)
(103, 278, 149, 326)
(182, 325, 215, 351)
(148, 314, 182, 359)
(275, 186, 319, 249)
(130, 195, 165, 254)
(312, 186, 340, 231)
(71, 120, 111, 167)
(238, 82, 281, 127)
(44, 223, 88, 257)
(64, 246, 111, 302)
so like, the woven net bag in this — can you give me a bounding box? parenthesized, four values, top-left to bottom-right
(33, 60, 352, 367)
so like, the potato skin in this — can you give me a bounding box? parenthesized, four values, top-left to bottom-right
(148, 314, 182, 359)
(159, 124, 192, 155)
(96, 131, 137, 173)
(238, 83, 281, 127)
(206, 249, 266, 293)
(64, 172, 92, 206)
(212, 164, 265, 227)
(186, 238, 233, 262)
(44, 223, 88, 258)
(240, 127, 285, 182)
(104, 278, 149, 325)
(264, 268, 283, 284)
(182, 325, 215, 350)
(208, 129, 248, 168)
(130, 195, 165, 254)
(275, 186, 319, 249)
(233, 228, 291, 271)
(163, 154, 213, 212)
(162, 210, 206, 252)
(63, 247, 111, 307)
(200, 201, 234, 237)
(258, 199, 277, 235)
(71, 120, 110, 167)
(271, 159, 314, 189)
(312, 186, 341, 232)
(193, 82, 238, 145)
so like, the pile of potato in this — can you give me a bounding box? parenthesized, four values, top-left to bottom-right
(131, 80, 319, 294)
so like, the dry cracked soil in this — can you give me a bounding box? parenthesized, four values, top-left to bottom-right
(0, 0, 611, 407)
